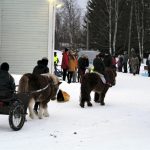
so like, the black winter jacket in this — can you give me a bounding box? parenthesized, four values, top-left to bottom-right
(0, 70, 15, 98)
(78, 57, 89, 70)
(93, 57, 105, 74)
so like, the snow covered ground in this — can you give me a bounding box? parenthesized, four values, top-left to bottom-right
(0, 65, 150, 150)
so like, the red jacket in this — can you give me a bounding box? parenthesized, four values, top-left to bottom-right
(61, 52, 69, 69)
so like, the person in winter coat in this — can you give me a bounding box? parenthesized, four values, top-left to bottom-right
(117, 55, 124, 72)
(33, 60, 46, 74)
(123, 51, 128, 73)
(41, 57, 49, 73)
(54, 52, 59, 74)
(32, 58, 49, 114)
(130, 54, 139, 75)
(33, 58, 49, 75)
(146, 54, 150, 77)
(67, 51, 77, 83)
(103, 53, 113, 68)
(93, 54, 105, 74)
(137, 54, 141, 74)
(93, 53, 111, 86)
(129, 48, 136, 73)
(61, 48, 69, 81)
(78, 54, 89, 82)
(54, 52, 59, 66)
(72, 53, 78, 82)
(0, 62, 15, 98)
(112, 55, 117, 69)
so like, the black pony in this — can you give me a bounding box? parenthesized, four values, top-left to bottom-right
(80, 68, 116, 108)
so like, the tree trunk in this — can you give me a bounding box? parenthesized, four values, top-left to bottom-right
(109, 0, 112, 54)
(113, 0, 118, 55)
(141, 0, 144, 61)
(128, 0, 133, 57)
(134, 1, 142, 58)
(86, 19, 89, 50)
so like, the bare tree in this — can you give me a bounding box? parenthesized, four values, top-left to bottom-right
(112, 0, 126, 55)
(55, 0, 83, 49)
(112, 0, 118, 55)
(134, 1, 142, 57)
(128, 0, 133, 56)
(134, 0, 144, 60)
(141, 0, 144, 60)
(104, 0, 112, 54)
(109, 0, 112, 54)
(61, 0, 82, 48)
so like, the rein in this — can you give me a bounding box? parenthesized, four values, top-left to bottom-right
(17, 78, 58, 95)
(30, 83, 50, 94)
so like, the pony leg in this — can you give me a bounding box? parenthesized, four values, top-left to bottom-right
(94, 92, 100, 103)
(80, 84, 92, 108)
(38, 103, 44, 119)
(87, 96, 92, 107)
(87, 101, 92, 107)
(80, 96, 85, 108)
(43, 104, 49, 117)
(28, 98, 36, 119)
(100, 91, 107, 105)
(99, 87, 109, 106)
(80, 93, 92, 108)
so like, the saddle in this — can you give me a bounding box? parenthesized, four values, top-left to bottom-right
(93, 72, 106, 84)
(93, 72, 112, 87)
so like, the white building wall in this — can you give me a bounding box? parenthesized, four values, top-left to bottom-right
(0, 0, 49, 74)
(0, 4, 2, 48)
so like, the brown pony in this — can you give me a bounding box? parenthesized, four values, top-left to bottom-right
(18, 73, 61, 119)
(80, 68, 116, 108)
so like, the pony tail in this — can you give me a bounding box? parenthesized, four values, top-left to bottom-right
(18, 75, 29, 93)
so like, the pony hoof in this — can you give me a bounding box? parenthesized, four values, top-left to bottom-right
(87, 102, 92, 107)
(94, 100, 100, 103)
(29, 114, 35, 119)
(100, 102, 105, 106)
(43, 112, 49, 117)
(80, 103, 84, 108)
(38, 115, 43, 119)
(34, 110, 38, 116)
(38, 113, 43, 119)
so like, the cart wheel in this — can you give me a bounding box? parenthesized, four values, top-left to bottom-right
(9, 102, 25, 131)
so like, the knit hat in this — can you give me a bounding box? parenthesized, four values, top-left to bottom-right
(0, 62, 9, 71)
(42, 57, 48, 66)
(65, 48, 68, 52)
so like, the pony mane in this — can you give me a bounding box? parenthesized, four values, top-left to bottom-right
(42, 73, 59, 85)
(18, 73, 30, 93)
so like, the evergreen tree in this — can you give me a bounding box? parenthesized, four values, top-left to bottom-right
(143, 0, 150, 55)
(86, 0, 129, 54)
(87, 0, 109, 51)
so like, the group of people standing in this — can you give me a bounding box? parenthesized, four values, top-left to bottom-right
(117, 49, 141, 75)
(61, 48, 89, 83)
(60, 48, 116, 86)
(146, 54, 150, 77)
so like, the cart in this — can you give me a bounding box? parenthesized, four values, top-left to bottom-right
(0, 91, 29, 131)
